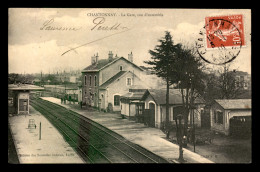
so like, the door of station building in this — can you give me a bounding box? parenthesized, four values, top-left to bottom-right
(173, 106, 185, 121)
(201, 110, 211, 129)
(19, 99, 28, 112)
(145, 102, 155, 127)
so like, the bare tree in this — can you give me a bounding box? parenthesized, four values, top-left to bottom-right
(217, 64, 244, 99)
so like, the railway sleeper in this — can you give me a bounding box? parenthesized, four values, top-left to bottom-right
(78, 146, 110, 163)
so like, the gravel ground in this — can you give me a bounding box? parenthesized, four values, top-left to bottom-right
(169, 128, 251, 163)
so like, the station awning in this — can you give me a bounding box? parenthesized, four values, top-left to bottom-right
(8, 84, 45, 91)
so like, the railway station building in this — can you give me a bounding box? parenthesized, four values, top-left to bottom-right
(120, 88, 147, 119)
(81, 51, 148, 112)
(139, 89, 206, 129)
(120, 88, 206, 129)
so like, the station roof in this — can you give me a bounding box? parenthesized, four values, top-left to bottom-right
(82, 57, 120, 71)
(141, 89, 205, 105)
(215, 99, 251, 110)
(44, 84, 79, 90)
(121, 90, 147, 100)
(8, 84, 45, 91)
(82, 57, 144, 72)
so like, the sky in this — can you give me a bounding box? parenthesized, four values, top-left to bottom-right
(8, 8, 251, 74)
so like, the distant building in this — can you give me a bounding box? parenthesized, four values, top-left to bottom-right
(139, 66, 155, 75)
(139, 73, 166, 90)
(69, 76, 77, 83)
(210, 99, 251, 136)
(55, 70, 81, 84)
(32, 78, 41, 85)
(234, 71, 251, 90)
(44, 85, 81, 102)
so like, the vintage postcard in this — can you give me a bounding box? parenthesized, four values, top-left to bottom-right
(8, 8, 251, 164)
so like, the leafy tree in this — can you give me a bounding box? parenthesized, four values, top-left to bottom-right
(8, 73, 35, 84)
(44, 74, 59, 84)
(8, 73, 19, 84)
(145, 31, 181, 133)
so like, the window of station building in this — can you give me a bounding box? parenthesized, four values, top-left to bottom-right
(84, 75, 87, 85)
(90, 91, 93, 100)
(89, 76, 92, 86)
(217, 111, 224, 124)
(119, 66, 123, 71)
(8, 98, 13, 106)
(214, 110, 224, 124)
(126, 78, 132, 86)
(136, 104, 143, 115)
(214, 110, 217, 123)
(114, 95, 120, 106)
(94, 75, 97, 86)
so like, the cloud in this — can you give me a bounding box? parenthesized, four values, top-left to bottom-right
(8, 40, 98, 74)
(9, 8, 57, 19)
(169, 22, 204, 45)
(8, 8, 91, 45)
(8, 9, 251, 74)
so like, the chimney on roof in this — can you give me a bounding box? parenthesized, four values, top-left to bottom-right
(91, 54, 96, 65)
(108, 51, 113, 62)
(96, 53, 99, 64)
(128, 51, 133, 63)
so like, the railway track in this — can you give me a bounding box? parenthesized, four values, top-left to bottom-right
(30, 97, 169, 163)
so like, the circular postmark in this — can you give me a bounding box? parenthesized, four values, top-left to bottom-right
(196, 18, 243, 65)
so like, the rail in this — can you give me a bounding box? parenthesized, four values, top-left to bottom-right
(30, 98, 168, 163)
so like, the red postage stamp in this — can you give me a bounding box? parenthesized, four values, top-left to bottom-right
(205, 14, 245, 49)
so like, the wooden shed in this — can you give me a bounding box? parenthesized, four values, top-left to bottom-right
(210, 99, 251, 136)
(8, 84, 44, 115)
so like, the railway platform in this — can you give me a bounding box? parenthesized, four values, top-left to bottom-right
(41, 97, 213, 163)
(8, 105, 84, 164)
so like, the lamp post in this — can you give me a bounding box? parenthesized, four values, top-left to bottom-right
(175, 114, 185, 162)
(64, 76, 67, 104)
(191, 105, 196, 152)
(39, 122, 41, 140)
(189, 72, 196, 152)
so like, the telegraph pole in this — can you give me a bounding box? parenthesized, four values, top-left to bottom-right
(193, 108, 196, 152)
(40, 71, 42, 87)
(39, 122, 41, 140)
